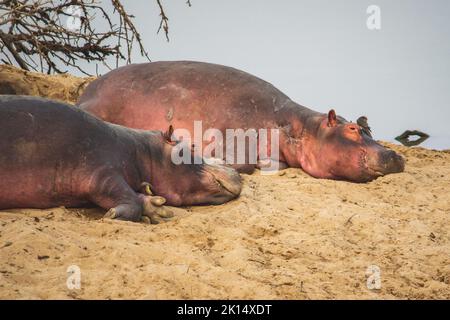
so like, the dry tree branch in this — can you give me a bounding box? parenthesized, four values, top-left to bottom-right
(0, 0, 190, 75)
(156, 0, 169, 41)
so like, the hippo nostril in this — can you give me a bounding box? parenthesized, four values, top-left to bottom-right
(383, 150, 405, 173)
(367, 149, 405, 177)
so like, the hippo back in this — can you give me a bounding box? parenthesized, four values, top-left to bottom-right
(0, 96, 124, 208)
(77, 61, 297, 133)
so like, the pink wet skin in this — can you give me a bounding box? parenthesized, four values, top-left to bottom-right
(77, 61, 405, 182)
(293, 110, 405, 182)
(0, 96, 242, 223)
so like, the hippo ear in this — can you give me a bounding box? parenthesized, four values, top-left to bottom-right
(327, 109, 337, 127)
(162, 125, 175, 143)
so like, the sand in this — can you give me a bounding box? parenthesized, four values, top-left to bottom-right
(0, 66, 449, 299)
(0, 65, 94, 104)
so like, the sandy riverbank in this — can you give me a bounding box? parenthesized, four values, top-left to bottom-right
(0, 65, 448, 299)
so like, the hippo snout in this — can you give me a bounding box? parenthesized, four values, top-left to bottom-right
(368, 149, 405, 176)
(381, 150, 405, 174)
(202, 164, 242, 202)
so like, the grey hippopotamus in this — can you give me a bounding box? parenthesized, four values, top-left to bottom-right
(77, 61, 405, 182)
(0, 95, 241, 223)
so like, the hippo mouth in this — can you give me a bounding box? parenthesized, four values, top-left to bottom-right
(203, 164, 242, 198)
(364, 149, 405, 179)
(365, 166, 388, 178)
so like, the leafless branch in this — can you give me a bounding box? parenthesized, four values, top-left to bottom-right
(0, 0, 190, 75)
(156, 0, 169, 41)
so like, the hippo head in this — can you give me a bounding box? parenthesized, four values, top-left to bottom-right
(299, 110, 405, 182)
(194, 162, 243, 204)
(153, 126, 242, 205)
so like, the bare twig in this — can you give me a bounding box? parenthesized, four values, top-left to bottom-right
(156, 0, 169, 41)
(0, 0, 189, 75)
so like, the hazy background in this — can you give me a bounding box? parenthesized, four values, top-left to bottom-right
(72, 0, 450, 149)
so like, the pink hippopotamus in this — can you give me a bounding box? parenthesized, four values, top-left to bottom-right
(0, 95, 241, 223)
(77, 61, 405, 182)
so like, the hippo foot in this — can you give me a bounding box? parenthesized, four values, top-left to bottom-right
(103, 205, 142, 222)
(104, 208, 118, 219)
(141, 195, 174, 224)
(103, 195, 174, 224)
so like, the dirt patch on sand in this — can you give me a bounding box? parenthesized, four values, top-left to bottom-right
(0, 66, 448, 299)
(0, 65, 93, 104)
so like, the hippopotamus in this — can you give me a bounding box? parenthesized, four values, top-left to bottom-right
(77, 61, 405, 182)
(0, 95, 241, 223)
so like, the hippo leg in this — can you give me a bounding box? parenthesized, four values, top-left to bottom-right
(103, 203, 142, 222)
(89, 174, 172, 223)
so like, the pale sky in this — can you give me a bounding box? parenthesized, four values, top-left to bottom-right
(69, 0, 450, 149)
